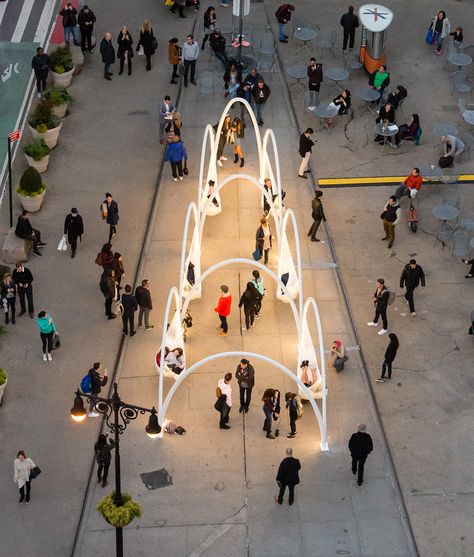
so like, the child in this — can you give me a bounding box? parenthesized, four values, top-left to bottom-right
(450, 27, 463, 50)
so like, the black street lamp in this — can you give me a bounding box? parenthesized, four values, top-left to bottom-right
(70, 382, 161, 557)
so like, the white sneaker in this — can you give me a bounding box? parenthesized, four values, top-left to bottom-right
(220, 156, 228, 161)
(217, 160, 223, 167)
(47, 353, 52, 361)
(179, 176, 183, 181)
(242, 327, 247, 332)
(411, 312, 417, 316)
(367, 322, 377, 327)
(173, 177, 178, 182)
(88, 412, 100, 418)
(42, 354, 47, 361)
(37, 92, 42, 98)
(378, 328, 388, 335)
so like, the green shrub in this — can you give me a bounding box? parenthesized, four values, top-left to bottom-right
(0, 369, 7, 386)
(97, 492, 142, 528)
(23, 138, 50, 161)
(28, 100, 61, 130)
(17, 167, 46, 197)
(49, 46, 73, 73)
(44, 86, 73, 106)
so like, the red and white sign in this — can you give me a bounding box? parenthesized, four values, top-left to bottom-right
(8, 130, 21, 143)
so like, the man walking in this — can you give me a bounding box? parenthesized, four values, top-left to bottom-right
(217, 373, 233, 429)
(298, 128, 315, 179)
(99, 269, 117, 320)
(15, 210, 46, 256)
(12, 263, 34, 318)
(59, 2, 79, 46)
(400, 259, 425, 316)
(101, 193, 119, 242)
(252, 78, 271, 127)
(182, 34, 199, 87)
(100, 32, 115, 80)
(381, 195, 400, 249)
(275, 4, 295, 43)
(64, 208, 84, 259)
(367, 278, 390, 335)
(275, 448, 301, 505)
(120, 285, 137, 337)
(348, 423, 373, 486)
(340, 6, 359, 52)
(307, 190, 326, 242)
(209, 30, 228, 68)
(31, 47, 49, 98)
(169, 0, 186, 19)
(78, 4, 96, 54)
(135, 279, 154, 330)
(87, 363, 108, 417)
(235, 359, 255, 413)
(159, 96, 176, 144)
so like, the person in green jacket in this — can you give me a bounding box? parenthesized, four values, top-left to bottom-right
(36, 311, 57, 361)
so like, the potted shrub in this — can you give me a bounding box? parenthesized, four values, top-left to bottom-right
(0, 369, 7, 405)
(43, 86, 73, 118)
(97, 492, 142, 528)
(16, 167, 46, 213)
(28, 99, 62, 149)
(23, 138, 51, 173)
(49, 46, 74, 87)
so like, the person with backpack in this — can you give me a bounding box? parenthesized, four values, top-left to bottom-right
(101, 193, 119, 243)
(380, 195, 400, 249)
(251, 270, 265, 318)
(94, 433, 115, 487)
(217, 373, 233, 429)
(262, 388, 279, 439)
(348, 423, 373, 486)
(376, 333, 399, 383)
(399, 259, 426, 316)
(275, 447, 301, 505)
(84, 362, 108, 417)
(367, 278, 390, 335)
(99, 268, 117, 320)
(275, 4, 295, 43)
(285, 392, 300, 438)
(235, 359, 255, 413)
(120, 285, 138, 337)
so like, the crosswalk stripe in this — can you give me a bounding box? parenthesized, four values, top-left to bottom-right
(0, 0, 10, 28)
(11, 0, 36, 43)
(34, 0, 57, 44)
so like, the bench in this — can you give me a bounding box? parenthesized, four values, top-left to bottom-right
(1, 227, 32, 264)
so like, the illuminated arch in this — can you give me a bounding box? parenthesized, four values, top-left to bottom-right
(277, 209, 303, 314)
(178, 202, 201, 304)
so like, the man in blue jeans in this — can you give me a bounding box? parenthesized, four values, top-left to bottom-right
(251, 79, 271, 126)
(100, 33, 115, 80)
(60, 3, 79, 45)
(275, 4, 295, 43)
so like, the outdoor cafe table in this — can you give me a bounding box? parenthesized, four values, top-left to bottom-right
(432, 204, 459, 242)
(433, 123, 458, 137)
(356, 87, 380, 115)
(313, 104, 339, 133)
(294, 27, 318, 55)
(374, 122, 398, 151)
(287, 64, 307, 92)
(324, 67, 349, 92)
(447, 52, 472, 70)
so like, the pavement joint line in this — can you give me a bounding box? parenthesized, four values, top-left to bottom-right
(262, 3, 420, 556)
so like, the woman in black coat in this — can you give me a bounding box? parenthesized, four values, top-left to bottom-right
(94, 433, 115, 488)
(376, 333, 399, 382)
(239, 282, 261, 331)
(136, 20, 156, 71)
(117, 26, 134, 75)
(375, 102, 396, 144)
(255, 218, 272, 264)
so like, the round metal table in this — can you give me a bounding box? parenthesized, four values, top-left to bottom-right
(470, 237, 474, 249)
(294, 28, 317, 55)
(463, 110, 474, 126)
(313, 104, 339, 133)
(287, 64, 307, 92)
(325, 67, 349, 91)
(419, 164, 443, 180)
(374, 122, 398, 151)
(447, 52, 472, 69)
(356, 87, 380, 114)
(433, 124, 458, 137)
(432, 204, 459, 242)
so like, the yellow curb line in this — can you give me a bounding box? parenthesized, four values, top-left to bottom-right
(319, 175, 474, 187)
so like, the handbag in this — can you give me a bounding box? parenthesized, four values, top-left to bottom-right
(114, 299, 124, 315)
(425, 29, 434, 45)
(52, 333, 61, 350)
(380, 211, 387, 220)
(214, 396, 225, 412)
(151, 37, 158, 52)
(30, 466, 41, 480)
(183, 159, 189, 175)
(137, 45, 144, 55)
(252, 247, 262, 261)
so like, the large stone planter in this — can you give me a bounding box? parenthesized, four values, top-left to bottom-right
(17, 190, 46, 213)
(51, 67, 74, 87)
(52, 102, 69, 118)
(29, 122, 62, 149)
(0, 377, 7, 405)
(24, 153, 50, 174)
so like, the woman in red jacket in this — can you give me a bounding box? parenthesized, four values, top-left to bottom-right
(214, 284, 232, 336)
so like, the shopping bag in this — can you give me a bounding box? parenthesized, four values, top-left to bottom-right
(137, 46, 144, 56)
(425, 29, 434, 45)
(57, 234, 68, 251)
(252, 247, 262, 261)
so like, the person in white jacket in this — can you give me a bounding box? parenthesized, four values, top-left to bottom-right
(182, 34, 199, 87)
(431, 11, 450, 55)
(14, 450, 36, 504)
(217, 373, 233, 429)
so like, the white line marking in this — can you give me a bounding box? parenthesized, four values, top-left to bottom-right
(34, 0, 56, 43)
(11, 0, 36, 43)
(0, 0, 10, 28)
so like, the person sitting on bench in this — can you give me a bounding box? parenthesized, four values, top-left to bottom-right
(15, 210, 46, 256)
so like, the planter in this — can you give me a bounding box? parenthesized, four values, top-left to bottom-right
(24, 153, 50, 174)
(17, 190, 46, 213)
(51, 67, 74, 87)
(0, 374, 7, 405)
(29, 122, 62, 149)
(52, 102, 69, 118)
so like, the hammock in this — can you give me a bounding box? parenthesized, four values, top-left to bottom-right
(155, 310, 186, 380)
(297, 320, 324, 400)
(182, 225, 202, 300)
(276, 234, 299, 302)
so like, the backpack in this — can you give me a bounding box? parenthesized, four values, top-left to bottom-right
(387, 290, 396, 305)
(439, 155, 453, 169)
(80, 374, 92, 394)
(294, 395, 303, 419)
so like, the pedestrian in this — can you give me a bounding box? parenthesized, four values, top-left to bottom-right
(31, 47, 49, 98)
(96, 242, 114, 270)
(168, 37, 181, 84)
(12, 263, 34, 318)
(159, 95, 176, 144)
(100, 32, 115, 80)
(348, 423, 373, 486)
(217, 372, 233, 429)
(117, 26, 134, 76)
(202, 6, 217, 50)
(135, 279, 154, 330)
(298, 127, 315, 179)
(14, 450, 36, 504)
(87, 362, 108, 417)
(431, 10, 451, 55)
(284, 392, 299, 438)
(252, 78, 271, 127)
(64, 207, 84, 259)
(1, 273, 16, 325)
(78, 4, 96, 54)
(330, 339, 348, 372)
(100, 268, 117, 320)
(275, 447, 301, 504)
(251, 270, 265, 318)
(255, 217, 272, 264)
(15, 210, 46, 257)
(235, 358, 255, 413)
(376, 333, 399, 383)
(120, 284, 137, 337)
(94, 433, 115, 488)
(340, 5, 359, 51)
(394, 168, 423, 200)
(215, 113, 232, 167)
(275, 4, 295, 43)
(226, 117, 245, 167)
(112, 253, 125, 299)
(367, 278, 389, 335)
(209, 29, 228, 68)
(400, 259, 426, 316)
(36, 310, 57, 361)
(239, 282, 261, 332)
(59, 2, 79, 46)
(169, 0, 186, 18)
(101, 193, 119, 242)
(164, 135, 188, 181)
(182, 34, 199, 87)
(307, 57, 323, 93)
(307, 190, 326, 242)
(380, 195, 400, 249)
(136, 20, 156, 72)
(461, 258, 474, 278)
(262, 388, 279, 438)
(214, 284, 232, 336)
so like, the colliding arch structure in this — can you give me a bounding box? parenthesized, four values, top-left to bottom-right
(155, 98, 329, 451)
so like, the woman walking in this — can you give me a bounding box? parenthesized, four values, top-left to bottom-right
(168, 37, 181, 84)
(36, 310, 57, 361)
(431, 11, 450, 55)
(113, 252, 125, 300)
(1, 272, 17, 325)
(251, 270, 265, 318)
(226, 117, 245, 167)
(239, 282, 261, 331)
(136, 20, 156, 71)
(376, 333, 399, 383)
(94, 433, 115, 488)
(256, 217, 272, 265)
(165, 135, 188, 181)
(117, 26, 134, 75)
(202, 6, 217, 50)
(14, 450, 36, 504)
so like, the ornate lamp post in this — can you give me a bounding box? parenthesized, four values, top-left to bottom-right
(70, 382, 161, 557)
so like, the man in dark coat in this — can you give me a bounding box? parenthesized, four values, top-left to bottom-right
(275, 4, 295, 43)
(298, 128, 315, 179)
(31, 47, 49, 98)
(368, 278, 390, 334)
(88, 362, 108, 417)
(120, 284, 138, 337)
(340, 6, 359, 51)
(135, 279, 154, 330)
(252, 79, 271, 127)
(12, 263, 34, 318)
(235, 359, 255, 413)
(15, 210, 46, 256)
(209, 30, 228, 67)
(275, 447, 301, 505)
(307, 190, 326, 242)
(400, 259, 425, 316)
(100, 32, 115, 80)
(348, 423, 373, 486)
(101, 193, 119, 242)
(100, 269, 116, 320)
(78, 4, 96, 54)
(64, 208, 84, 259)
(59, 2, 79, 45)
